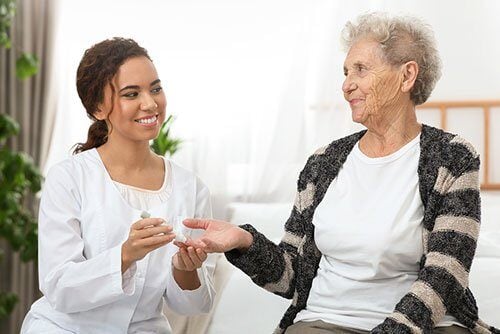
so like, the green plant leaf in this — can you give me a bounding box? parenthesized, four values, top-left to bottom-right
(0, 0, 16, 49)
(0, 0, 40, 319)
(0, 115, 42, 262)
(150, 115, 182, 156)
(16, 52, 39, 80)
(0, 291, 18, 319)
(0, 113, 20, 143)
(0, 31, 10, 48)
(0, 0, 16, 19)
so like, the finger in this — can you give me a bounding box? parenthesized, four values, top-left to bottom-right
(180, 237, 206, 249)
(140, 233, 175, 247)
(132, 218, 166, 230)
(173, 240, 188, 248)
(179, 247, 195, 269)
(182, 218, 212, 230)
(173, 252, 186, 271)
(199, 237, 221, 253)
(187, 247, 203, 267)
(144, 238, 175, 254)
(196, 248, 208, 262)
(135, 225, 173, 239)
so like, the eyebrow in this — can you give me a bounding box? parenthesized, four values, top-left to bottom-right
(119, 79, 161, 92)
(343, 61, 368, 73)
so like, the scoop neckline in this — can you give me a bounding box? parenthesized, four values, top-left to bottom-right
(112, 159, 170, 194)
(353, 133, 421, 165)
(90, 148, 174, 212)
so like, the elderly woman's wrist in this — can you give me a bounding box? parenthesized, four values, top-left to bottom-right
(236, 228, 254, 252)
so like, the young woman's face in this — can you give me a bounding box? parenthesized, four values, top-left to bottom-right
(97, 56, 167, 144)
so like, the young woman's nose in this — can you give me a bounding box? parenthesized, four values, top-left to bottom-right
(140, 94, 158, 111)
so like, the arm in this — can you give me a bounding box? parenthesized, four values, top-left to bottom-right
(38, 164, 135, 313)
(373, 156, 481, 333)
(164, 178, 217, 315)
(224, 164, 317, 299)
(182, 149, 323, 299)
(39, 163, 174, 313)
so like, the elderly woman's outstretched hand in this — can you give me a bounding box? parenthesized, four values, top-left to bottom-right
(180, 219, 254, 254)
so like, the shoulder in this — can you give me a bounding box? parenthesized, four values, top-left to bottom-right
(420, 124, 480, 176)
(44, 149, 99, 191)
(298, 130, 366, 184)
(310, 130, 366, 159)
(45, 151, 86, 179)
(166, 159, 210, 193)
(307, 130, 366, 166)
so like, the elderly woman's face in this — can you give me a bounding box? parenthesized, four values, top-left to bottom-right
(342, 39, 403, 124)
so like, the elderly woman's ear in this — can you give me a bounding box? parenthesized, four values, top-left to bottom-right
(400, 61, 419, 93)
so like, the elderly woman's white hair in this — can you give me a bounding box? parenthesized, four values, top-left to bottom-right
(341, 12, 442, 106)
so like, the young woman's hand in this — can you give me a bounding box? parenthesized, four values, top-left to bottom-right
(171, 246, 208, 290)
(181, 219, 254, 253)
(172, 246, 207, 272)
(121, 218, 174, 273)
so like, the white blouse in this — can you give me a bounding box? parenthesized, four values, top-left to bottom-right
(21, 149, 216, 334)
(113, 157, 172, 211)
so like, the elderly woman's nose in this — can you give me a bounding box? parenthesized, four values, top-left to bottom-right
(342, 77, 356, 93)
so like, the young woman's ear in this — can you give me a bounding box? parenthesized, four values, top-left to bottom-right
(401, 61, 419, 93)
(94, 105, 108, 121)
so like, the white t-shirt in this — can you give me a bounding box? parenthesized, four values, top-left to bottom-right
(294, 134, 459, 330)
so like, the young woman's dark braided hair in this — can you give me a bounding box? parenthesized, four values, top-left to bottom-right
(73, 37, 151, 153)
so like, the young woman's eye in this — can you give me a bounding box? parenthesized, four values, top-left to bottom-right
(151, 86, 163, 94)
(122, 92, 138, 98)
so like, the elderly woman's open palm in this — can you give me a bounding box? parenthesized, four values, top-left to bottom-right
(182, 219, 253, 253)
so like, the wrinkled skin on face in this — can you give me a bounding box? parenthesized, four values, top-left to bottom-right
(342, 39, 405, 126)
(342, 39, 421, 157)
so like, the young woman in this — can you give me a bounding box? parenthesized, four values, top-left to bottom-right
(21, 37, 215, 333)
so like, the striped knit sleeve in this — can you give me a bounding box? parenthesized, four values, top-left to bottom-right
(225, 148, 323, 299)
(373, 142, 482, 333)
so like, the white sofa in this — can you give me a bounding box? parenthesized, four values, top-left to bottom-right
(167, 192, 500, 333)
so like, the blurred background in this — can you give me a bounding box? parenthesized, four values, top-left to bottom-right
(1, 0, 499, 333)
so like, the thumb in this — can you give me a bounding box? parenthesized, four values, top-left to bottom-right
(199, 237, 223, 254)
(183, 218, 211, 230)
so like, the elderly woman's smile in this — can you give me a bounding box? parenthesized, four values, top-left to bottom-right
(342, 39, 404, 125)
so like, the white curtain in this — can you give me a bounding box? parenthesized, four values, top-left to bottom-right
(44, 0, 500, 218)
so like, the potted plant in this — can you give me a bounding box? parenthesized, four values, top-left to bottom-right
(1, 0, 42, 320)
(0, 114, 42, 319)
(150, 114, 182, 157)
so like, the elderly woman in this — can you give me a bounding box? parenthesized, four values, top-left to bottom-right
(180, 13, 499, 334)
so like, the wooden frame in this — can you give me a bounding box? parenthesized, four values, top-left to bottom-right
(417, 100, 500, 190)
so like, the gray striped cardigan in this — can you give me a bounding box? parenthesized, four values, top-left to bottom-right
(226, 124, 499, 334)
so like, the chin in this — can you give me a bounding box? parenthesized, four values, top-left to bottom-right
(351, 110, 366, 124)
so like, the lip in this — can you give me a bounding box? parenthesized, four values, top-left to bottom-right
(348, 98, 364, 106)
(134, 114, 159, 127)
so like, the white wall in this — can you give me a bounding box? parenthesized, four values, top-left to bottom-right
(46, 0, 500, 213)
